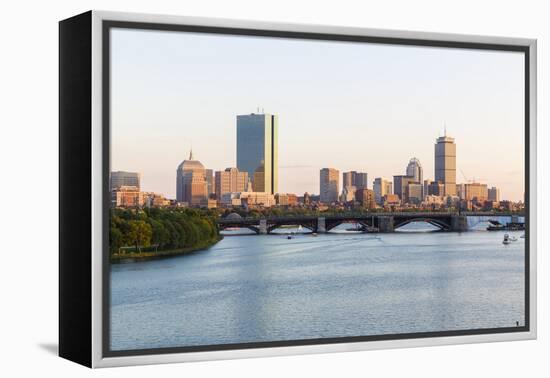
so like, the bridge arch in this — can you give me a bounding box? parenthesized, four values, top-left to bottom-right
(268, 222, 316, 233)
(394, 218, 450, 231)
(324, 219, 373, 232)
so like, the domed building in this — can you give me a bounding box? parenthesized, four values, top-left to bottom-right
(176, 150, 208, 205)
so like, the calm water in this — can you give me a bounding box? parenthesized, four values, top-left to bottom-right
(110, 227, 525, 351)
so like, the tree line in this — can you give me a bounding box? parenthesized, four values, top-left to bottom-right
(110, 207, 220, 256)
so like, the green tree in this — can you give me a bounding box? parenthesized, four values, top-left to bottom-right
(110, 227, 124, 254)
(127, 220, 152, 253)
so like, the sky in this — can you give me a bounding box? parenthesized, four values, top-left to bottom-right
(110, 28, 525, 201)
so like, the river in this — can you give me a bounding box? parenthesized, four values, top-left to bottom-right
(110, 225, 525, 351)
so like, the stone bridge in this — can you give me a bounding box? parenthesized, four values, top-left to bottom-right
(217, 212, 524, 235)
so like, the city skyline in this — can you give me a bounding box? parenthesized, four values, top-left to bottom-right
(110, 29, 525, 201)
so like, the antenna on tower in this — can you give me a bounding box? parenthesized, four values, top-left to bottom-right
(444, 122, 447, 137)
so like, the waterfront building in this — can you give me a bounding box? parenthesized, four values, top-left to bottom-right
(275, 193, 298, 206)
(236, 112, 278, 194)
(423, 194, 444, 206)
(355, 188, 376, 209)
(176, 150, 208, 205)
(320, 168, 340, 204)
(214, 167, 248, 200)
(220, 180, 276, 208)
(383, 193, 400, 207)
(488, 186, 501, 202)
(110, 171, 140, 191)
(111, 185, 145, 208)
(393, 175, 415, 202)
(434, 132, 457, 196)
(373, 177, 392, 205)
(406, 158, 423, 186)
(303, 192, 311, 205)
(406, 182, 423, 205)
(463, 182, 488, 203)
(343, 171, 368, 189)
(239, 192, 276, 208)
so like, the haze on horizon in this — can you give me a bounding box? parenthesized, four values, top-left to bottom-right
(110, 28, 525, 202)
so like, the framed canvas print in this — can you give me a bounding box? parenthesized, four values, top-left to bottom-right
(59, 10, 537, 368)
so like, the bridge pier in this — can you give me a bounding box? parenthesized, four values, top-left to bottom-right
(451, 215, 468, 232)
(259, 219, 268, 234)
(378, 216, 394, 233)
(317, 217, 326, 233)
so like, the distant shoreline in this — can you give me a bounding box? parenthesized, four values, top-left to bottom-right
(110, 236, 223, 264)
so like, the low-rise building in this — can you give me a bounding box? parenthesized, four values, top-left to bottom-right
(275, 193, 298, 206)
(112, 185, 145, 208)
(355, 188, 376, 209)
(144, 192, 171, 208)
(383, 193, 400, 207)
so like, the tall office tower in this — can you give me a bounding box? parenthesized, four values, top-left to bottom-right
(343, 171, 369, 190)
(214, 167, 249, 199)
(393, 175, 415, 202)
(488, 187, 501, 202)
(205, 169, 214, 196)
(320, 168, 340, 204)
(110, 171, 141, 191)
(434, 132, 457, 196)
(406, 158, 423, 185)
(373, 177, 392, 205)
(176, 150, 208, 205)
(236, 112, 278, 194)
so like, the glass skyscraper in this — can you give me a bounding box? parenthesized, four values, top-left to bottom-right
(236, 113, 278, 194)
(110, 171, 140, 191)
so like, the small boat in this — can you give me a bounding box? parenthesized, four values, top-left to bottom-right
(520, 234, 525, 239)
(287, 235, 293, 240)
(311, 232, 318, 237)
(503, 234, 511, 245)
(509, 236, 518, 242)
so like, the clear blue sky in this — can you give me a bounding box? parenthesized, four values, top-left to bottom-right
(110, 28, 525, 201)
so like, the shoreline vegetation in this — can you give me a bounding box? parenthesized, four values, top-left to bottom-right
(110, 207, 221, 263)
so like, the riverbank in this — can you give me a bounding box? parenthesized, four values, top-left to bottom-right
(110, 235, 223, 263)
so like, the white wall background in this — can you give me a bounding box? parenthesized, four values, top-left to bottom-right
(0, 0, 546, 376)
